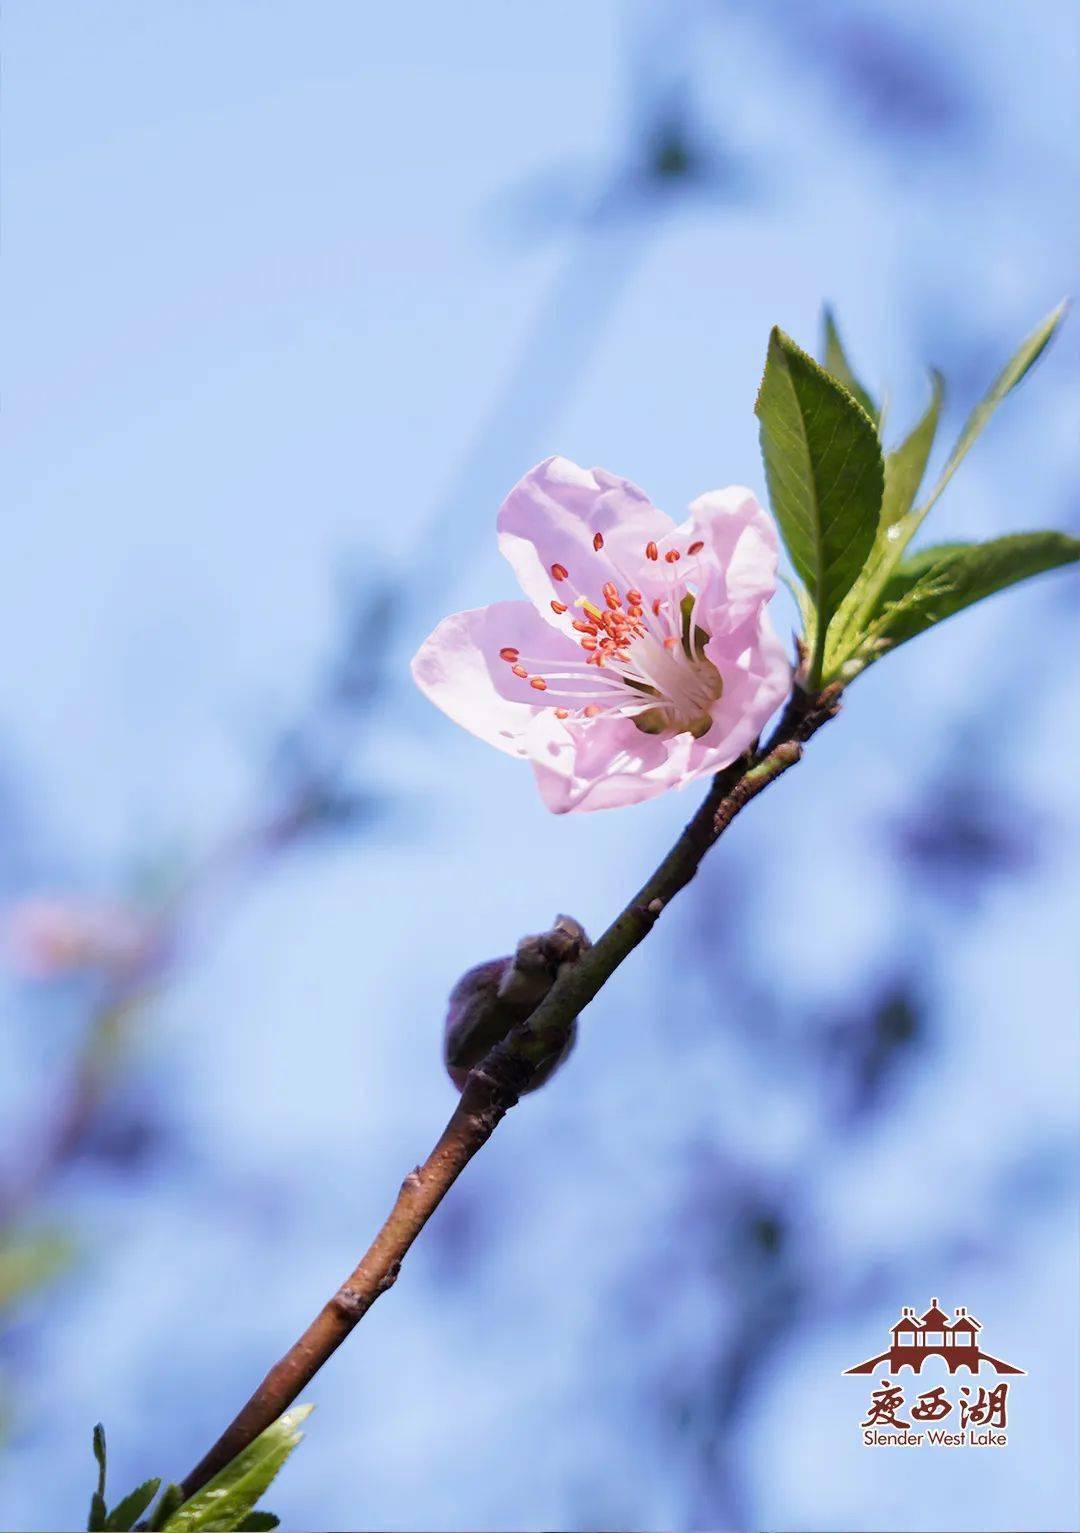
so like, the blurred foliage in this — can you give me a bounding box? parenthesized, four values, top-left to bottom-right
(0, 561, 399, 1476)
(0, 1230, 73, 1312)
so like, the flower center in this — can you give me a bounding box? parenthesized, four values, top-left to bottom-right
(499, 539, 723, 740)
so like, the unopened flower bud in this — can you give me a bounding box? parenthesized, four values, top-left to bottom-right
(443, 914, 590, 1093)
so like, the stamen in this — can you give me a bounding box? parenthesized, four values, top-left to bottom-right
(507, 547, 723, 741)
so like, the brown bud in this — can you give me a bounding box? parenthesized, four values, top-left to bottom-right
(442, 915, 590, 1093)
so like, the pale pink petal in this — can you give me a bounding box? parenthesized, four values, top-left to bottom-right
(412, 459, 793, 814)
(532, 609, 790, 813)
(675, 486, 781, 637)
(410, 601, 580, 757)
(497, 456, 674, 629)
(694, 607, 791, 761)
(530, 713, 677, 813)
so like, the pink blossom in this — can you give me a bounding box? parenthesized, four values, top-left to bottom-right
(411, 457, 791, 812)
(2, 896, 153, 980)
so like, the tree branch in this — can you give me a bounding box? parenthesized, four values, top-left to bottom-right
(178, 684, 841, 1500)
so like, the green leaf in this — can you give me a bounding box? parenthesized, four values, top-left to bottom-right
(860, 531, 1080, 662)
(824, 372, 944, 669)
(881, 371, 945, 534)
(778, 569, 815, 632)
(756, 326, 885, 684)
(149, 1485, 186, 1531)
(105, 1478, 162, 1531)
(87, 1423, 109, 1530)
(160, 1405, 312, 1532)
(821, 306, 877, 421)
(919, 302, 1066, 519)
(93, 1424, 108, 1495)
(235, 1515, 280, 1530)
(823, 305, 1067, 680)
(878, 540, 969, 604)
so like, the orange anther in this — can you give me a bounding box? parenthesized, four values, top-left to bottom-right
(550, 599, 568, 614)
(688, 540, 704, 555)
(530, 676, 548, 691)
(645, 541, 659, 561)
(499, 647, 519, 662)
(584, 704, 601, 717)
(665, 549, 680, 563)
(663, 635, 679, 649)
(626, 588, 642, 604)
(512, 664, 528, 678)
(592, 532, 604, 551)
(554, 708, 570, 719)
(550, 563, 569, 581)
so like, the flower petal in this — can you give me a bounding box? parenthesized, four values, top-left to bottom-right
(530, 713, 684, 812)
(697, 606, 791, 759)
(679, 486, 781, 636)
(532, 607, 791, 812)
(497, 456, 674, 628)
(413, 463, 792, 814)
(411, 601, 579, 757)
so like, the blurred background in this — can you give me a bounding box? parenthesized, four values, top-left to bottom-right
(2, 2, 1078, 1529)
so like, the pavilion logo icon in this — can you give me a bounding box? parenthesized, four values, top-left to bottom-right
(845, 1298, 1025, 1449)
(844, 1297, 1025, 1377)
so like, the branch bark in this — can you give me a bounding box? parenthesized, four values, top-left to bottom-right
(178, 684, 841, 1499)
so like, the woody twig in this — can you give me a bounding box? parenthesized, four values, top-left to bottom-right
(177, 682, 841, 1499)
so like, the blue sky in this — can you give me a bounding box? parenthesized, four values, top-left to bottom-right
(2, 2, 1078, 1528)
